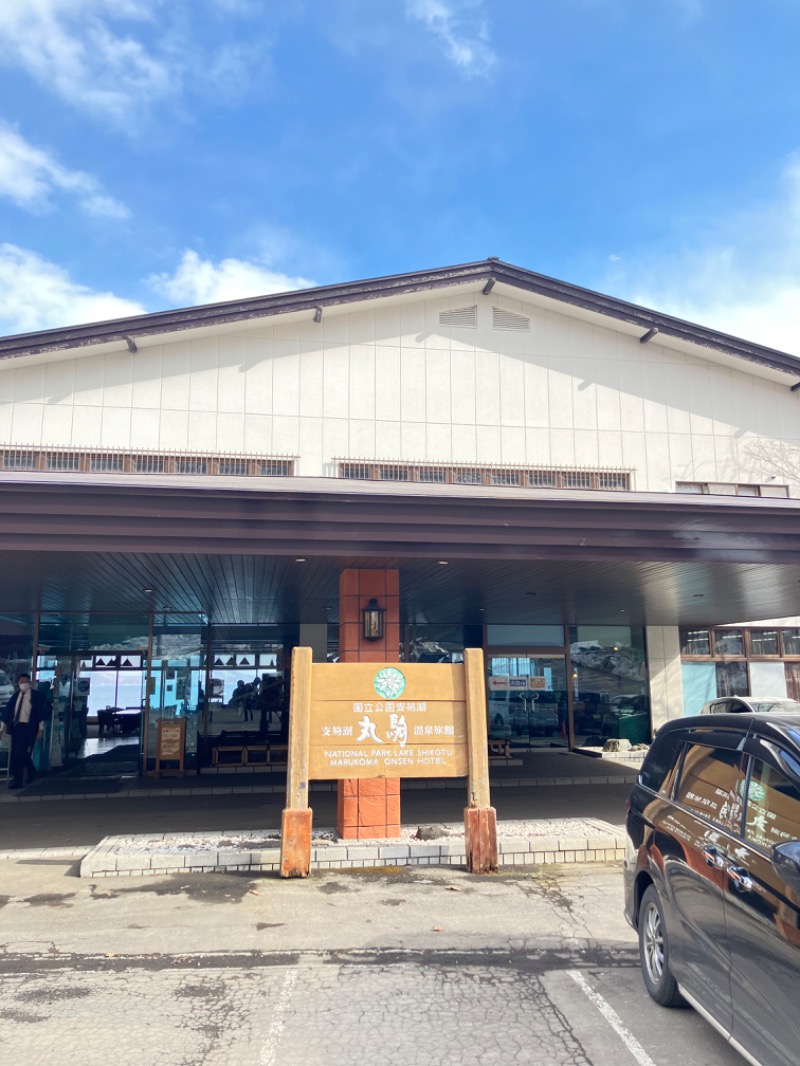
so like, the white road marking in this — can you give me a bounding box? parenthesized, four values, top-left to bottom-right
(567, 969, 659, 1066)
(259, 968, 298, 1066)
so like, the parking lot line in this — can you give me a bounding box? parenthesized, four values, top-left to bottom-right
(567, 969, 658, 1066)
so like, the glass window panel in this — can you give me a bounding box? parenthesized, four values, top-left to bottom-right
(570, 626, 650, 746)
(676, 744, 743, 827)
(680, 628, 711, 656)
(750, 629, 779, 656)
(714, 628, 744, 656)
(715, 660, 749, 696)
(783, 629, 800, 656)
(743, 758, 800, 850)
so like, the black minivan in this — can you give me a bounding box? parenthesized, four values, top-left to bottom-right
(624, 714, 800, 1066)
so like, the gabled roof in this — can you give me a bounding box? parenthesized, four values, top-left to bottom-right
(1, 258, 799, 382)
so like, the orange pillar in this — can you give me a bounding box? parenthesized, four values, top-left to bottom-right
(337, 568, 401, 839)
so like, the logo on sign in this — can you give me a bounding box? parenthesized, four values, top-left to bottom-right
(374, 667, 406, 699)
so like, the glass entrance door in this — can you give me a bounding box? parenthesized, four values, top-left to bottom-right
(487, 654, 569, 749)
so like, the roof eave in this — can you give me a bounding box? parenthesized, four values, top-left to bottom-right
(1, 258, 799, 380)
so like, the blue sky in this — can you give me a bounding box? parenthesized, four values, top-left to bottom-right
(0, 0, 798, 353)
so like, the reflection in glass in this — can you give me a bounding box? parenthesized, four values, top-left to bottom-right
(680, 628, 711, 656)
(716, 660, 749, 697)
(714, 628, 744, 656)
(749, 629, 779, 656)
(487, 655, 568, 750)
(570, 626, 650, 747)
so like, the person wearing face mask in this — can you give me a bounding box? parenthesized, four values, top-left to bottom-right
(0, 673, 48, 789)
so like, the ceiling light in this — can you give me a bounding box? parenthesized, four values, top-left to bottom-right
(437, 560, 448, 566)
(295, 557, 306, 563)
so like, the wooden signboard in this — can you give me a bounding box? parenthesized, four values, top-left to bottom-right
(280, 648, 496, 877)
(153, 717, 186, 778)
(308, 663, 469, 779)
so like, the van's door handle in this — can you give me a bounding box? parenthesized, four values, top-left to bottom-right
(728, 866, 754, 892)
(703, 845, 725, 869)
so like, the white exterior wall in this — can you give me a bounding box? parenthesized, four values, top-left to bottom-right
(1, 291, 798, 494)
(646, 626, 685, 730)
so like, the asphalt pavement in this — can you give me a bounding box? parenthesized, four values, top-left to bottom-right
(0, 858, 743, 1066)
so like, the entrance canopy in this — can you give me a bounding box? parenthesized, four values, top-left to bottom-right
(1, 473, 798, 625)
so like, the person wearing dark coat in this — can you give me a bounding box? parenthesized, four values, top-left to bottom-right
(0, 673, 48, 789)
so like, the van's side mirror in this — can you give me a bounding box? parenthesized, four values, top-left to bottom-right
(772, 840, 800, 894)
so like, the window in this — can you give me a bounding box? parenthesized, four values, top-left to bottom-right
(598, 472, 629, 490)
(676, 481, 789, 498)
(680, 628, 711, 656)
(45, 452, 80, 470)
(219, 459, 250, 476)
(176, 458, 207, 475)
(676, 744, 743, 827)
(379, 464, 409, 482)
(716, 661, 748, 696)
(90, 455, 124, 472)
(490, 470, 520, 486)
(529, 470, 558, 487)
(749, 629, 779, 656)
(783, 630, 800, 656)
(563, 472, 593, 489)
(3, 450, 37, 470)
(453, 467, 482, 485)
(742, 758, 800, 850)
(639, 730, 686, 794)
(135, 456, 165, 473)
(340, 463, 370, 480)
(417, 467, 445, 483)
(335, 460, 631, 490)
(714, 628, 744, 656)
(259, 460, 293, 477)
(0, 447, 294, 479)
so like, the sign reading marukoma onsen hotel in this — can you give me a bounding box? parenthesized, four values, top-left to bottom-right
(280, 647, 496, 878)
(308, 663, 469, 779)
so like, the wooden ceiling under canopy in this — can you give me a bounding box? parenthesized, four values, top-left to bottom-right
(0, 474, 798, 627)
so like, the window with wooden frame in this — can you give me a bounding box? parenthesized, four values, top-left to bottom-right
(335, 460, 632, 491)
(676, 481, 789, 497)
(0, 446, 297, 478)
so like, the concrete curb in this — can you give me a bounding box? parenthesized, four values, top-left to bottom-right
(74, 819, 626, 878)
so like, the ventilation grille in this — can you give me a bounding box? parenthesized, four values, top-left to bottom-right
(335, 459, 632, 492)
(438, 305, 477, 328)
(492, 307, 530, 331)
(0, 446, 297, 478)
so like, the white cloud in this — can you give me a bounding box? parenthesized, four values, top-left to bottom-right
(0, 122, 129, 218)
(0, 244, 145, 335)
(0, 0, 268, 125)
(605, 155, 800, 358)
(148, 250, 315, 306)
(405, 0, 496, 77)
(0, 1, 174, 124)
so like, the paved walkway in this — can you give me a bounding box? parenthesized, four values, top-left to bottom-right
(0, 751, 636, 854)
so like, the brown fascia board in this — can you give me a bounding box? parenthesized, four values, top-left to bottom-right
(1, 257, 799, 380)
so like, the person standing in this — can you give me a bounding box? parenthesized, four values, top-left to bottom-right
(0, 673, 48, 789)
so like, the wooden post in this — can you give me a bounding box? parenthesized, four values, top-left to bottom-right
(463, 648, 498, 873)
(280, 647, 313, 877)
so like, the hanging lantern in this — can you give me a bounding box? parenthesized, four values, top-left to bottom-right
(362, 598, 385, 642)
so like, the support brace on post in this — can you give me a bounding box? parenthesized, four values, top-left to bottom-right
(464, 806, 498, 874)
(280, 808, 313, 878)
